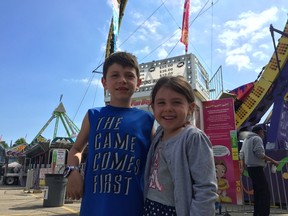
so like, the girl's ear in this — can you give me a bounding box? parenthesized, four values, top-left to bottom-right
(188, 102, 195, 115)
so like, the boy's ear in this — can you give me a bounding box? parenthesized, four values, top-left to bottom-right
(101, 77, 107, 89)
(135, 78, 142, 91)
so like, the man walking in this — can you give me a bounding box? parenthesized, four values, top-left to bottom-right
(239, 125, 279, 216)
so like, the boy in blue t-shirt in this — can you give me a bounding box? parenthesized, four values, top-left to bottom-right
(65, 52, 154, 216)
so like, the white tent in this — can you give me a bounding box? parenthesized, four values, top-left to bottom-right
(2, 162, 22, 168)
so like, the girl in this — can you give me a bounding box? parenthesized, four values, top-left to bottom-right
(143, 76, 218, 216)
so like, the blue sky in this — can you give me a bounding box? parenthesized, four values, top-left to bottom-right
(0, 0, 287, 145)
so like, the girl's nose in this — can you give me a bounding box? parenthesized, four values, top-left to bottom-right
(164, 103, 173, 111)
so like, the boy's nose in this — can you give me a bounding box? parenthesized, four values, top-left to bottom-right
(119, 76, 127, 83)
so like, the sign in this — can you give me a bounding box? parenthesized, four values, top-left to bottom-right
(139, 60, 187, 88)
(203, 98, 242, 205)
(131, 97, 151, 108)
(51, 149, 66, 173)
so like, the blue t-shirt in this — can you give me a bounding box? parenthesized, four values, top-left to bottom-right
(80, 105, 154, 216)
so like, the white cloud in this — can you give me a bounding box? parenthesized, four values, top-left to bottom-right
(252, 51, 269, 61)
(225, 54, 252, 71)
(250, 27, 270, 43)
(141, 18, 162, 34)
(129, 12, 163, 42)
(228, 43, 252, 55)
(190, 0, 203, 14)
(219, 10, 276, 48)
(218, 7, 279, 71)
(157, 48, 168, 59)
(259, 44, 270, 50)
(64, 78, 103, 88)
(135, 46, 151, 55)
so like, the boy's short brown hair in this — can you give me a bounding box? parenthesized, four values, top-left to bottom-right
(102, 51, 140, 79)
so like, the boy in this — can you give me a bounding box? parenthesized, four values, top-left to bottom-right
(65, 52, 154, 216)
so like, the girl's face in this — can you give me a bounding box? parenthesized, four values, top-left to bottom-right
(152, 86, 194, 139)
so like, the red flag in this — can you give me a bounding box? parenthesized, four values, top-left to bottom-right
(180, 0, 190, 52)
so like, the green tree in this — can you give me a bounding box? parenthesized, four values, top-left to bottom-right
(13, 138, 27, 147)
(0, 141, 9, 149)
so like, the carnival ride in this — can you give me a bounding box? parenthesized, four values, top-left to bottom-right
(1, 100, 79, 185)
(231, 20, 288, 205)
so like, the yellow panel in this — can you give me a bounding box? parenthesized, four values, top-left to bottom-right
(235, 21, 288, 129)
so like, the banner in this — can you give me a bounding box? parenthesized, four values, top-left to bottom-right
(180, 0, 190, 52)
(112, 0, 120, 52)
(203, 98, 243, 205)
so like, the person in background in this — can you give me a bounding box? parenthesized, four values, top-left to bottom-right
(239, 125, 279, 216)
(143, 76, 218, 216)
(65, 51, 154, 216)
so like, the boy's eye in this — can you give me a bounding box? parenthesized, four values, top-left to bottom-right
(126, 73, 136, 78)
(173, 101, 182, 104)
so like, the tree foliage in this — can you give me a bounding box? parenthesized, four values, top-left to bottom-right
(0, 141, 9, 149)
(13, 138, 27, 147)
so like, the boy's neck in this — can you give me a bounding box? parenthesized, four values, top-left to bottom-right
(109, 100, 132, 108)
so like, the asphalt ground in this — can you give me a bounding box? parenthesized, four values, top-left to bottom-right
(0, 185, 80, 216)
(0, 185, 288, 216)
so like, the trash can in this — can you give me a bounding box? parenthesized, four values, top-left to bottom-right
(43, 174, 67, 207)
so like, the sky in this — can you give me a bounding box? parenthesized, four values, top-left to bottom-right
(0, 0, 287, 145)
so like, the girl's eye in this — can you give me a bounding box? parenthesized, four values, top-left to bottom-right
(157, 101, 165, 105)
(173, 101, 182, 105)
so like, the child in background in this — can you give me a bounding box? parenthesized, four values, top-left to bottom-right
(143, 76, 218, 216)
(65, 51, 154, 216)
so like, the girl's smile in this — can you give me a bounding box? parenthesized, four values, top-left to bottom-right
(152, 86, 194, 139)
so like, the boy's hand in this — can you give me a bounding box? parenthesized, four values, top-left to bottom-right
(66, 171, 84, 200)
(273, 160, 279, 167)
(239, 166, 244, 174)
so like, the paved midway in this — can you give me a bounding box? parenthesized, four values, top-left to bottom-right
(0, 185, 80, 216)
(0, 185, 287, 216)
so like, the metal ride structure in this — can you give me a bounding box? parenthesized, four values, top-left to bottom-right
(1, 99, 80, 186)
(232, 20, 288, 207)
(30, 101, 80, 145)
(234, 20, 288, 131)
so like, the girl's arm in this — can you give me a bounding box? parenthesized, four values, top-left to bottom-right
(188, 131, 218, 216)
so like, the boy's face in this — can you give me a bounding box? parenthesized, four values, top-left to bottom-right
(102, 63, 141, 106)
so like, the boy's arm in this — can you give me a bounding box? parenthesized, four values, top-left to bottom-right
(263, 155, 279, 166)
(150, 127, 156, 142)
(66, 112, 90, 200)
(238, 147, 245, 174)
